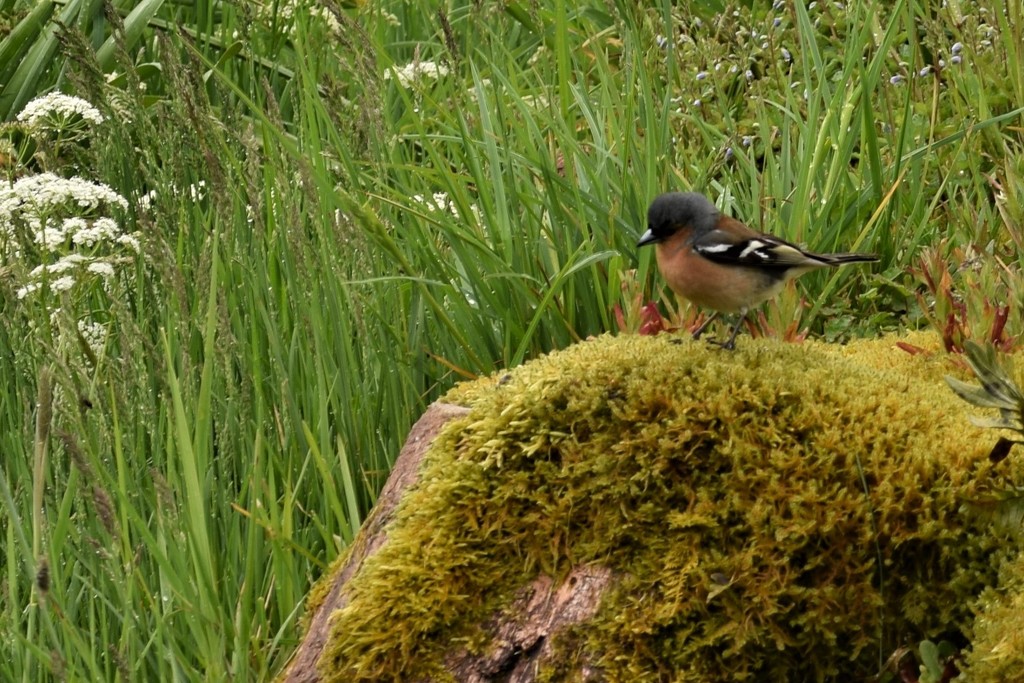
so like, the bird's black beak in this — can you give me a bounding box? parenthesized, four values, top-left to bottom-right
(637, 228, 659, 247)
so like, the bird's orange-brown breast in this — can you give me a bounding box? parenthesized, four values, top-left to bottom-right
(655, 227, 785, 313)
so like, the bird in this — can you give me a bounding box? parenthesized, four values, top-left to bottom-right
(637, 191, 878, 349)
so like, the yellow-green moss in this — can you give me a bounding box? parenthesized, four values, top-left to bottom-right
(302, 545, 354, 628)
(962, 549, 1024, 679)
(318, 334, 1022, 681)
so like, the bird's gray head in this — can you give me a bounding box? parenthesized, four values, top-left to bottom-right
(638, 192, 720, 247)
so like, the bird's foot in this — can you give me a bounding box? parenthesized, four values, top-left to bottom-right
(704, 337, 737, 351)
(690, 312, 719, 341)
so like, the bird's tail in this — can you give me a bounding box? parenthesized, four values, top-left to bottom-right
(814, 252, 879, 266)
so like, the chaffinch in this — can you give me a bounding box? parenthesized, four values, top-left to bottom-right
(637, 191, 878, 349)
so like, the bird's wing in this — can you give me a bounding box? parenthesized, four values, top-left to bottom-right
(692, 217, 823, 269)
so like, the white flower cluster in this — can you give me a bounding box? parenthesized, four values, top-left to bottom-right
(16, 254, 119, 299)
(309, 6, 342, 34)
(188, 181, 207, 202)
(252, 1, 344, 39)
(16, 92, 104, 128)
(413, 191, 459, 217)
(6, 92, 141, 364)
(137, 189, 158, 212)
(1, 173, 133, 264)
(77, 319, 108, 357)
(136, 182, 207, 209)
(385, 60, 450, 88)
(0, 173, 128, 225)
(31, 216, 124, 251)
(412, 191, 481, 225)
(2, 171, 140, 301)
(39, 310, 109, 364)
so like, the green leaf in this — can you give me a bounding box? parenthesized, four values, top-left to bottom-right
(946, 342, 1024, 461)
(0, 0, 65, 119)
(95, 0, 167, 71)
(0, 1, 55, 102)
(919, 639, 942, 680)
(945, 375, 1019, 412)
(969, 415, 1024, 430)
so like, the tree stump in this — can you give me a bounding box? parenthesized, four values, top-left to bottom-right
(283, 401, 615, 682)
(281, 334, 1018, 682)
(283, 402, 469, 682)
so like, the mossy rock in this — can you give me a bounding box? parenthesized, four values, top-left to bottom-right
(962, 548, 1024, 679)
(314, 333, 1021, 681)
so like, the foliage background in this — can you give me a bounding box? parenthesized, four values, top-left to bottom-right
(0, 0, 1022, 679)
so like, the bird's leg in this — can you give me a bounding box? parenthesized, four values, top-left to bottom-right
(690, 311, 719, 340)
(707, 310, 747, 351)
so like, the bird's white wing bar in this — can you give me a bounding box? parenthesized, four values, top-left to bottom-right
(694, 232, 821, 268)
